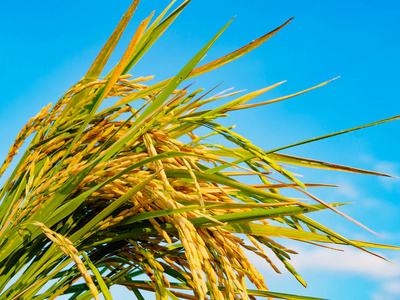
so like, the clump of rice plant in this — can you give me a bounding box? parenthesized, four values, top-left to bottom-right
(0, 1, 398, 299)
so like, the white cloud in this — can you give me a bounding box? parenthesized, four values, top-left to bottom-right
(244, 242, 400, 280)
(336, 180, 359, 199)
(382, 281, 400, 295)
(375, 161, 400, 192)
(360, 197, 382, 208)
(371, 280, 400, 300)
(287, 246, 400, 280)
(243, 240, 400, 299)
(359, 154, 375, 165)
(375, 161, 400, 177)
(378, 231, 400, 242)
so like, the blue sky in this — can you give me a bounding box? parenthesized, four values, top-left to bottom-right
(1, 0, 400, 299)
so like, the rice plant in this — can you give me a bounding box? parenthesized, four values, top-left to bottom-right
(0, 1, 398, 299)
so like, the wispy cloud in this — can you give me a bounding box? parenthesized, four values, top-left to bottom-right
(276, 245, 400, 300)
(375, 161, 400, 178)
(245, 243, 400, 280)
(336, 180, 359, 199)
(375, 161, 400, 192)
(288, 246, 400, 280)
(371, 281, 400, 300)
(244, 239, 400, 299)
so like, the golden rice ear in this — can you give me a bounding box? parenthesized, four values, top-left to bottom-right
(32, 223, 101, 300)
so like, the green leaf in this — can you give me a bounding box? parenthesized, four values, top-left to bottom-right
(122, 1, 190, 74)
(164, 168, 299, 203)
(82, 253, 113, 300)
(187, 18, 294, 78)
(117, 204, 210, 226)
(225, 222, 400, 249)
(133, 17, 235, 126)
(266, 115, 400, 155)
(269, 152, 394, 177)
(211, 148, 394, 177)
(86, 0, 140, 78)
(245, 289, 327, 300)
(190, 203, 346, 228)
